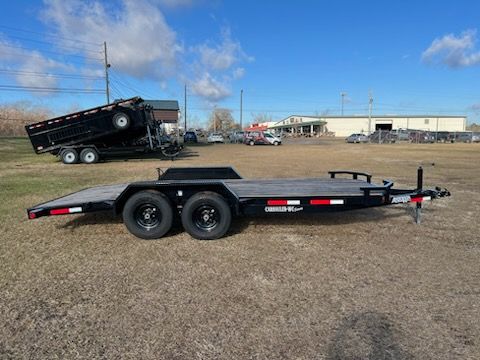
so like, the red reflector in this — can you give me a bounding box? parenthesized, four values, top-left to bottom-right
(50, 208, 70, 215)
(28, 212, 36, 219)
(410, 197, 422, 203)
(310, 199, 330, 205)
(267, 200, 288, 206)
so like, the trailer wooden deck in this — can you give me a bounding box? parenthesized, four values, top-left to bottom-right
(223, 178, 377, 198)
(31, 177, 378, 213)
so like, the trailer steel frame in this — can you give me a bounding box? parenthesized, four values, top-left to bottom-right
(27, 167, 450, 240)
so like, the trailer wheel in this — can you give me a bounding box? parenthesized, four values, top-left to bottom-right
(80, 148, 99, 164)
(60, 149, 79, 164)
(181, 192, 231, 240)
(112, 112, 130, 130)
(123, 191, 173, 240)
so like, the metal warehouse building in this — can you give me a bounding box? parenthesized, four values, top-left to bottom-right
(270, 115, 467, 137)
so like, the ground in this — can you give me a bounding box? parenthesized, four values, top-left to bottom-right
(0, 138, 479, 359)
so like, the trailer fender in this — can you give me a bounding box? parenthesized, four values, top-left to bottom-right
(114, 183, 240, 216)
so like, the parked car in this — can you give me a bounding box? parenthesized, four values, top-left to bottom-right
(183, 131, 198, 143)
(409, 131, 435, 143)
(369, 130, 396, 143)
(390, 128, 411, 141)
(434, 131, 451, 142)
(345, 133, 369, 143)
(229, 131, 245, 143)
(451, 132, 474, 143)
(472, 132, 480, 143)
(207, 133, 225, 143)
(244, 131, 281, 146)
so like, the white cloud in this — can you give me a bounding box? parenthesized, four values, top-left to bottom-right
(154, 0, 194, 8)
(195, 29, 251, 71)
(422, 29, 480, 68)
(1, 0, 252, 102)
(0, 38, 72, 91)
(190, 72, 230, 101)
(187, 29, 252, 101)
(232, 67, 245, 79)
(43, 0, 183, 79)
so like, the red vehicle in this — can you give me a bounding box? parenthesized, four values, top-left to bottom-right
(244, 131, 282, 146)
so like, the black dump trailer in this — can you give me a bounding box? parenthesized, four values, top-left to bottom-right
(25, 97, 182, 164)
(27, 166, 450, 240)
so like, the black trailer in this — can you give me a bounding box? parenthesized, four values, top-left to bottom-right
(25, 97, 182, 164)
(27, 167, 450, 240)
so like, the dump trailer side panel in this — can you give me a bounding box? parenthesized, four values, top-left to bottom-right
(25, 97, 146, 154)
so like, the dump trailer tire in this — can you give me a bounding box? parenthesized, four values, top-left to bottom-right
(123, 190, 173, 240)
(80, 148, 99, 164)
(61, 149, 79, 164)
(112, 112, 130, 130)
(181, 192, 231, 240)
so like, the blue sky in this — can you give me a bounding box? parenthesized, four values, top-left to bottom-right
(1, 0, 480, 126)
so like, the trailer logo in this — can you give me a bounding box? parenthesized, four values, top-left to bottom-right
(264, 206, 304, 213)
(391, 195, 411, 204)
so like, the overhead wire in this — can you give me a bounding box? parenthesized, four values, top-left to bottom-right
(2, 34, 102, 54)
(0, 84, 105, 94)
(0, 43, 104, 61)
(0, 24, 103, 47)
(0, 68, 104, 80)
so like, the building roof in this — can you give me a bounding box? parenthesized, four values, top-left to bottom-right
(141, 100, 179, 111)
(270, 119, 326, 129)
(284, 114, 466, 119)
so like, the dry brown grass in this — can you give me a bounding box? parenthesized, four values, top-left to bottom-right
(0, 103, 52, 136)
(1, 138, 479, 359)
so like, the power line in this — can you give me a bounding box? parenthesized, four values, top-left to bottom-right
(0, 84, 105, 94)
(0, 25, 103, 47)
(0, 68, 104, 80)
(2, 34, 102, 54)
(0, 43, 104, 61)
(109, 71, 156, 98)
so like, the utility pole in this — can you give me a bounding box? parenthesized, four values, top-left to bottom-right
(240, 89, 243, 129)
(184, 84, 187, 131)
(103, 41, 111, 104)
(341, 92, 347, 116)
(368, 91, 373, 135)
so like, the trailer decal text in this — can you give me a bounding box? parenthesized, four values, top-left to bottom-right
(264, 206, 303, 213)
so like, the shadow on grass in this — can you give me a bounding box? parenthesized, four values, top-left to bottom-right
(57, 205, 426, 239)
(96, 147, 200, 164)
(327, 311, 413, 360)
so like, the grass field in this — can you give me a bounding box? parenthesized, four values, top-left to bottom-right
(1, 137, 479, 359)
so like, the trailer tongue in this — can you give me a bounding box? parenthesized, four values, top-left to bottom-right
(27, 167, 450, 240)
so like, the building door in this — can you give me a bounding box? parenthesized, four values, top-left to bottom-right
(375, 121, 392, 131)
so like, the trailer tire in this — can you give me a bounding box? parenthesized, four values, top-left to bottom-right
(80, 148, 99, 164)
(181, 192, 231, 240)
(123, 191, 173, 240)
(112, 112, 130, 130)
(60, 149, 79, 164)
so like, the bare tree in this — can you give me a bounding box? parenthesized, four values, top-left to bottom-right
(207, 108, 240, 132)
(0, 101, 52, 136)
(251, 112, 272, 124)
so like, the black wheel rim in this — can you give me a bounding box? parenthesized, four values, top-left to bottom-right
(193, 205, 220, 231)
(134, 203, 161, 229)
